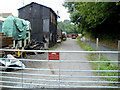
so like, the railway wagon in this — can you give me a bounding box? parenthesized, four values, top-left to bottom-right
(18, 2, 57, 48)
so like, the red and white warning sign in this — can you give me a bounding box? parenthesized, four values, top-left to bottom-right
(48, 52, 60, 60)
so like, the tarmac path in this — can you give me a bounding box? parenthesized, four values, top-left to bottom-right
(83, 39, 118, 61)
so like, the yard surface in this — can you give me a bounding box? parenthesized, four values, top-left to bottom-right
(2, 38, 106, 89)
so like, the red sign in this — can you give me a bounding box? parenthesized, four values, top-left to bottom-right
(48, 52, 60, 60)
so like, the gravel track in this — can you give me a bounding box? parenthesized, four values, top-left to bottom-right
(2, 38, 107, 89)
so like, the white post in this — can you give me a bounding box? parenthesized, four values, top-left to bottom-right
(96, 38, 99, 50)
(13, 40, 16, 48)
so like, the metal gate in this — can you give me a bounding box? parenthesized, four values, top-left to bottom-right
(0, 49, 119, 89)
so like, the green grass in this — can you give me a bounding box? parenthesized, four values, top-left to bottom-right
(76, 38, 95, 51)
(76, 38, 119, 85)
(89, 54, 118, 81)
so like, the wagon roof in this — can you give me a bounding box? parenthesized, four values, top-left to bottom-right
(18, 2, 57, 16)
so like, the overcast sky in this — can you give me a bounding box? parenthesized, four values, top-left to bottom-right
(0, 0, 70, 21)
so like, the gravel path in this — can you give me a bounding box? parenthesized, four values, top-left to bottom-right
(54, 38, 103, 87)
(2, 38, 106, 89)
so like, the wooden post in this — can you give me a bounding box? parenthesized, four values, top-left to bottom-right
(118, 40, 120, 86)
(96, 38, 99, 50)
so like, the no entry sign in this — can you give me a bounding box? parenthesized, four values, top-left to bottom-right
(48, 52, 60, 60)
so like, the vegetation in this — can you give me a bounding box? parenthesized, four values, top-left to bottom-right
(76, 38, 95, 51)
(76, 38, 118, 85)
(57, 20, 78, 34)
(89, 54, 118, 82)
(64, 2, 120, 47)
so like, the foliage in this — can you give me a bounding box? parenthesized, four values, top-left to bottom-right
(63, 2, 120, 39)
(57, 20, 78, 34)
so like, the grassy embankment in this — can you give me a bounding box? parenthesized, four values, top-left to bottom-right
(76, 38, 118, 85)
(85, 33, 119, 49)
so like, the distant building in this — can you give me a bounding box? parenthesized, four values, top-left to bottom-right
(0, 13, 13, 18)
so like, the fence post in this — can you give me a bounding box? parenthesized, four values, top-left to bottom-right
(96, 38, 99, 50)
(118, 40, 120, 86)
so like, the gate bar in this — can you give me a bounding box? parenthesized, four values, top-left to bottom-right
(0, 58, 119, 63)
(0, 49, 119, 53)
(0, 81, 119, 88)
(0, 76, 119, 83)
(0, 66, 119, 72)
(0, 72, 118, 78)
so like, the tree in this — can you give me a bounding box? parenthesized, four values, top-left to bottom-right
(57, 20, 78, 34)
(64, 2, 120, 36)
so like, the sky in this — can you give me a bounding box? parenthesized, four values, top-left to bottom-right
(0, 0, 70, 21)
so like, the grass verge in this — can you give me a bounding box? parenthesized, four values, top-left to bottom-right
(76, 38, 118, 86)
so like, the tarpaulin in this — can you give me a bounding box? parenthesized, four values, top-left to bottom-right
(2, 16, 31, 40)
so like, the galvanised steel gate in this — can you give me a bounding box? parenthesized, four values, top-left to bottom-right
(0, 49, 119, 89)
